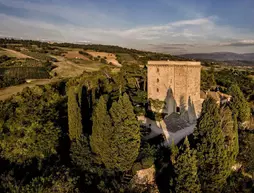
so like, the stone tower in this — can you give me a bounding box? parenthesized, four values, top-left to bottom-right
(147, 61, 202, 123)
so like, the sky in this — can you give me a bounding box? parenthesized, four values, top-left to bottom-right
(0, 0, 254, 54)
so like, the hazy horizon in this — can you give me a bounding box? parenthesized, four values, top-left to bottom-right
(1, 0, 254, 54)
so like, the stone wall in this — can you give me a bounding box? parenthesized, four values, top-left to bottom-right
(147, 61, 202, 121)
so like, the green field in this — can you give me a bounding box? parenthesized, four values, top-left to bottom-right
(0, 58, 42, 67)
(21, 51, 55, 62)
(69, 58, 108, 69)
(116, 53, 139, 65)
(0, 67, 50, 79)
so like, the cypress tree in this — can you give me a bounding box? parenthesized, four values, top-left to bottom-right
(70, 135, 93, 172)
(90, 93, 140, 171)
(174, 137, 201, 193)
(229, 84, 250, 123)
(67, 87, 83, 141)
(90, 96, 112, 164)
(108, 93, 141, 171)
(194, 97, 230, 192)
(220, 107, 239, 167)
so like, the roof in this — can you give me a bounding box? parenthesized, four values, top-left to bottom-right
(203, 91, 232, 102)
(200, 90, 207, 99)
(164, 113, 190, 133)
(207, 91, 220, 102)
(147, 60, 201, 66)
(217, 91, 231, 99)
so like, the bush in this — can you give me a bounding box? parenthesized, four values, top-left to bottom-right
(141, 157, 154, 169)
(132, 162, 143, 175)
(100, 58, 107, 64)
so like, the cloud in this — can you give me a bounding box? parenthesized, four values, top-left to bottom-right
(0, 0, 129, 27)
(170, 18, 211, 26)
(0, 0, 254, 53)
(220, 40, 254, 47)
(1, 12, 254, 49)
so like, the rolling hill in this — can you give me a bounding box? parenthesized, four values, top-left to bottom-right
(179, 52, 254, 62)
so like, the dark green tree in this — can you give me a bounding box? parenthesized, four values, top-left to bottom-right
(67, 86, 82, 141)
(238, 131, 254, 175)
(194, 97, 230, 192)
(174, 137, 201, 193)
(91, 94, 140, 171)
(220, 107, 239, 167)
(201, 69, 216, 91)
(90, 96, 112, 165)
(1, 167, 77, 193)
(0, 86, 62, 164)
(108, 93, 141, 171)
(229, 84, 250, 123)
(70, 135, 93, 172)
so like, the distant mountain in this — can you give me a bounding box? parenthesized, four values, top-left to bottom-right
(179, 52, 254, 62)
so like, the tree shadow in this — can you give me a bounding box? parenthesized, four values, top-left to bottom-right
(188, 96, 197, 124)
(79, 86, 93, 136)
(154, 147, 172, 193)
(153, 91, 199, 192)
(163, 88, 176, 115)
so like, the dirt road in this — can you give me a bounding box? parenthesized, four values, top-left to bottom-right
(0, 55, 103, 101)
(2, 48, 34, 59)
(0, 79, 61, 101)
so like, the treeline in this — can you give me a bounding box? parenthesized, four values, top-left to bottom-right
(0, 55, 56, 89)
(201, 67, 254, 102)
(59, 42, 152, 55)
(116, 52, 185, 66)
(0, 38, 50, 48)
(215, 68, 254, 101)
(79, 51, 93, 60)
(0, 67, 50, 88)
(0, 64, 150, 192)
(0, 38, 184, 63)
(156, 84, 252, 193)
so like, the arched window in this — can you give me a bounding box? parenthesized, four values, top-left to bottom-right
(157, 88, 159, 92)
(176, 106, 180, 113)
(157, 78, 159, 83)
(157, 68, 159, 73)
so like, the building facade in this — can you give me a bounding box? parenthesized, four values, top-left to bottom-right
(147, 61, 202, 123)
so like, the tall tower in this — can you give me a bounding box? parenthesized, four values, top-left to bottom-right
(147, 61, 202, 122)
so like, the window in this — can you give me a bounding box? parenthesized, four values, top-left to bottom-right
(176, 106, 180, 113)
(157, 68, 159, 73)
(157, 88, 159, 92)
(157, 78, 159, 83)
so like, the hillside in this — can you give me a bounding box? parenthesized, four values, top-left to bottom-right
(179, 52, 254, 64)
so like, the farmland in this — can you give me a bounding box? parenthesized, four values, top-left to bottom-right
(116, 53, 140, 65)
(0, 67, 50, 79)
(86, 50, 122, 67)
(0, 48, 33, 58)
(64, 50, 91, 60)
(0, 43, 113, 84)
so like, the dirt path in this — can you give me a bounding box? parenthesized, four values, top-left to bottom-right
(0, 78, 61, 101)
(0, 55, 93, 101)
(0, 54, 109, 101)
(2, 48, 34, 59)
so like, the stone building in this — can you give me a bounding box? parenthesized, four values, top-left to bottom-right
(147, 61, 203, 123)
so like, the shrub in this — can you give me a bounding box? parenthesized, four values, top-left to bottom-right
(132, 162, 143, 175)
(141, 157, 154, 169)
